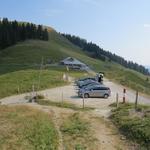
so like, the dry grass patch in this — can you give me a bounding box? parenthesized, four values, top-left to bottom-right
(60, 112, 99, 150)
(0, 105, 58, 150)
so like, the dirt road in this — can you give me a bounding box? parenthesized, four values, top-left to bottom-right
(105, 79, 150, 104)
(1, 78, 149, 117)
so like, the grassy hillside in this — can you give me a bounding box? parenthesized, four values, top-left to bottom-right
(0, 69, 66, 98)
(0, 66, 87, 99)
(0, 28, 150, 98)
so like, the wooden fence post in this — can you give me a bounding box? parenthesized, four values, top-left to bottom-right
(61, 91, 63, 104)
(135, 91, 138, 110)
(82, 93, 85, 109)
(116, 93, 119, 108)
(17, 86, 20, 94)
(32, 84, 35, 102)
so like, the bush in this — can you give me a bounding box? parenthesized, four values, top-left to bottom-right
(110, 103, 150, 149)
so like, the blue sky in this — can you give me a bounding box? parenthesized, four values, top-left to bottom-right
(1, 0, 150, 66)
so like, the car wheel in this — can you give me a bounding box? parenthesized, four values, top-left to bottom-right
(84, 93, 89, 98)
(104, 94, 109, 99)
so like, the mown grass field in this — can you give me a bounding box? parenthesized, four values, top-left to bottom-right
(110, 103, 150, 149)
(0, 28, 150, 99)
(0, 105, 58, 150)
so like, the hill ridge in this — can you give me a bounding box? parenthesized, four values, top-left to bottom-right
(61, 33, 149, 75)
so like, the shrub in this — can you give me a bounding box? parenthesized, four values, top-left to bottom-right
(110, 103, 150, 149)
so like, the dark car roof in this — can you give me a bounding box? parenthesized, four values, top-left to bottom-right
(81, 82, 100, 87)
(78, 77, 95, 81)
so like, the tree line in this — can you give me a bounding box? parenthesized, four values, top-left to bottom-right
(61, 33, 149, 75)
(0, 18, 49, 50)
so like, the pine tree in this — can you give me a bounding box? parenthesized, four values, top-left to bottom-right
(0, 18, 49, 50)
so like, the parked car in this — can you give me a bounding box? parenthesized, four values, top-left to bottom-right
(78, 86, 111, 98)
(78, 79, 97, 88)
(77, 77, 96, 82)
(77, 82, 101, 93)
(78, 84, 101, 93)
(76, 77, 96, 86)
(80, 81, 102, 89)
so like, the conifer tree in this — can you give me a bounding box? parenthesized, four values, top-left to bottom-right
(0, 18, 49, 50)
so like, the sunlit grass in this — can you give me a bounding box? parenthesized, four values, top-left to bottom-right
(0, 105, 58, 150)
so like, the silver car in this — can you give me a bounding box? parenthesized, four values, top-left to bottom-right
(78, 86, 111, 98)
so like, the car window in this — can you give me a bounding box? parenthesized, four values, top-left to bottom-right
(100, 87, 109, 90)
(93, 87, 100, 90)
(93, 87, 109, 90)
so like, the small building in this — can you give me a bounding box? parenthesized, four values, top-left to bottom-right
(60, 57, 88, 70)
